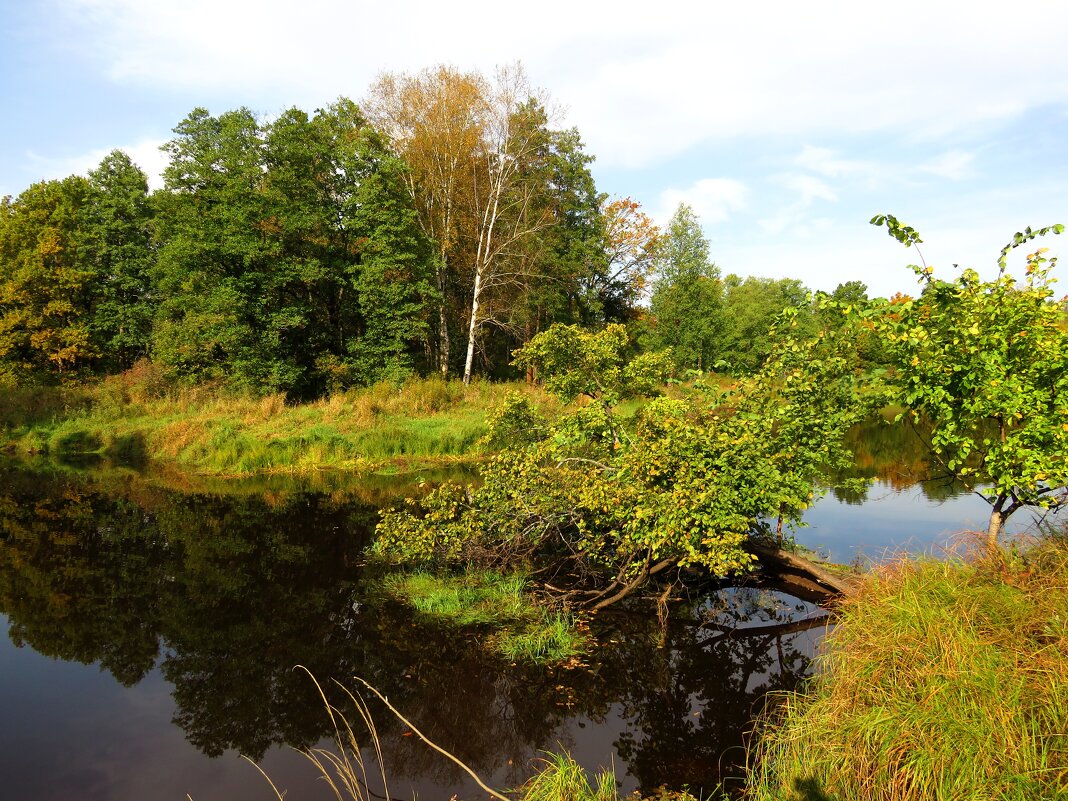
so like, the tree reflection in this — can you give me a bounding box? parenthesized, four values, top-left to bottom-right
(575, 588, 823, 794)
(0, 463, 823, 796)
(831, 416, 970, 504)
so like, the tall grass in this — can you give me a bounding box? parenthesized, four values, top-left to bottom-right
(381, 569, 589, 664)
(0, 370, 553, 476)
(249, 672, 393, 801)
(514, 754, 704, 800)
(0, 384, 93, 432)
(747, 536, 1068, 801)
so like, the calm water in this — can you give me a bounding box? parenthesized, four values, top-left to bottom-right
(0, 424, 1050, 801)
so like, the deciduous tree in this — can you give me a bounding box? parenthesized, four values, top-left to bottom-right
(868, 214, 1067, 547)
(369, 64, 585, 384)
(649, 204, 724, 372)
(0, 176, 95, 383)
(152, 102, 433, 395)
(82, 150, 156, 370)
(375, 320, 867, 606)
(366, 67, 484, 375)
(719, 275, 816, 373)
(585, 196, 660, 323)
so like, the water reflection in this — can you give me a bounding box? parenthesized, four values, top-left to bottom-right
(803, 417, 1048, 563)
(0, 461, 821, 799)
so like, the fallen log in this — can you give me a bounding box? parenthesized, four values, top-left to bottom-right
(748, 540, 859, 601)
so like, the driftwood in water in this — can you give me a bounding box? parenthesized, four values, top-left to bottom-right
(748, 540, 858, 603)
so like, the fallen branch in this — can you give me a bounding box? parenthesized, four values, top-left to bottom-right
(748, 540, 857, 597)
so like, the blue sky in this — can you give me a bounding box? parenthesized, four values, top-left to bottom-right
(2, 0, 1066, 299)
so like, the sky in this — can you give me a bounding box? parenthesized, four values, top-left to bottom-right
(2, 0, 1067, 299)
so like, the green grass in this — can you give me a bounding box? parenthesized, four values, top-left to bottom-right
(516, 752, 620, 801)
(0, 370, 554, 476)
(747, 536, 1068, 801)
(380, 569, 589, 664)
(514, 753, 704, 800)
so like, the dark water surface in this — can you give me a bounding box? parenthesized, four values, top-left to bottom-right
(0, 427, 1049, 800)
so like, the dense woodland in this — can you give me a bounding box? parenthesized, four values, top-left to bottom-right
(0, 65, 871, 398)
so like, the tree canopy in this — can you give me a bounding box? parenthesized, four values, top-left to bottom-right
(648, 203, 724, 373)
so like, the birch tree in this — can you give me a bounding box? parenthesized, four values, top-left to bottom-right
(366, 67, 483, 376)
(368, 63, 559, 383)
(460, 65, 556, 384)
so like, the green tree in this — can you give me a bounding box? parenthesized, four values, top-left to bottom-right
(152, 102, 433, 396)
(338, 118, 437, 385)
(480, 119, 608, 375)
(151, 107, 273, 387)
(649, 204, 724, 372)
(369, 64, 600, 383)
(868, 214, 1067, 547)
(719, 275, 816, 373)
(0, 176, 94, 384)
(82, 150, 156, 370)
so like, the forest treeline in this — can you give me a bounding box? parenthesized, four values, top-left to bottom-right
(0, 64, 872, 399)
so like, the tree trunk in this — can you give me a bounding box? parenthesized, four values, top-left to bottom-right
(987, 506, 1006, 552)
(748, 541, 856, 597)
(438, 300, 450, 376)
(524, 318, 536, 383)
(436, 251, 450, 376)
(462, 267, 483, 385)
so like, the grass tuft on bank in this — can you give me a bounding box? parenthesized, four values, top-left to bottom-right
(381, 569, 589, 664)
(747, 535, 1068, 801)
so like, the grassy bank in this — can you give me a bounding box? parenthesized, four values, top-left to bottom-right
(747, 536, 1068, 801)
(0, 370, 554, 476)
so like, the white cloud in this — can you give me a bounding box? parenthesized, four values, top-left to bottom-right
(794, 146, 883, 181)
(721, 191, 1068, 300)
(781, 174, 837, 205)
(24, 138, 168, 189)
(657, 178, 749, 225)
(758, 173, 838, 235)
(917, 150, 977, 181)
(51, 0, 1068, 169)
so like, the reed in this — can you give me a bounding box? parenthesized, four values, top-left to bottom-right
(248, 672, 703, 801)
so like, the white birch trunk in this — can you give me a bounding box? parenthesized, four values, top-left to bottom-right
(462, 266, 483, 384)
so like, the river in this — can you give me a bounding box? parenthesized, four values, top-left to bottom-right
(0, 423, 1047, 800)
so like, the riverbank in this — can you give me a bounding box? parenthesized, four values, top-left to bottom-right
(746, 535, 1068, 801)
(0, 373, 556, 476)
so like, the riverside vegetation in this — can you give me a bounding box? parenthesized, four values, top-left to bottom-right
(2, 55, 1066, 796)
(2, 218, 1066, 800)
(271, 533, 1068, 801)
(748, 535, 1068, 801)
(288, 220, 1068, 799)
(0, 368, 552, 475)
